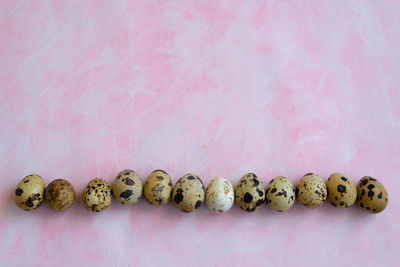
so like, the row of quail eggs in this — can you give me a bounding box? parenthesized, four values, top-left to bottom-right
(14, 171, 388, 214)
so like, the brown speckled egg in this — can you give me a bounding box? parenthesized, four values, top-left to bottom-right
(45, 179, 76, 211)
(112, 169, 143, 205)
(357, 176, 388, 214)
(265, 176, 295, 212)
(172, 173, 205, 212)
(234, 173, 265, 212)
(14, 174, 45, 211)
(82, 178, 112, 212)
(143, 170, 172, 206)
(326, 173, 357, 208)
(296, 173, 327, 209)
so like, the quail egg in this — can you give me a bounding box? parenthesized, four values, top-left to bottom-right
(143, 170, 172, 206)
(326, 173, 357, 208)
(45, 179, 76, 211)
(205, 177, 234, 212)
(265, 176, 295, 212)
(235, 173, 265, 212)
(14, 174, 45, 211)
(357, 176, 388, 214)
(296, 173, 327, 209)
(82, 178, 112, 212)
(112, 169, 143, 205)
(172, 173, 205, 212)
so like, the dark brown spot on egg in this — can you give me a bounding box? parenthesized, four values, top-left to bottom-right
(277, 190, 287, 198)
(24, 180, 29, 183)
(243, 193, 253, 203)
(195, 200, 202, 209)
(271, 188, 277, 193)
(252, 178, 259, 187)
(174, 192, 183, 204)
(155, 197, 164, 204)
(25, 198, 35, 207)
(15, 188, 23, 196)
(367, 184, 375, 190)
(123, 178, 135, 186)
(25, 194, 40, 208)
(256, 188, 263, 197)
(187, 175, 196, 180)
(378, 192, 383, 199)
(341, 177, 348, 182)
(120, 190, 133, 199)
(156, 176, 164, 181)
(337, 185, 346, 193)
(368, 190, 374, 200)
(124, 171, 131, 175)
(255, 199, 264, 207)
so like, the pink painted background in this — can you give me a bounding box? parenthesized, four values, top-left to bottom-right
(1, 1, 400, 266)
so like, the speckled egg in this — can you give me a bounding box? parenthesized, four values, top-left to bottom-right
(143, 170, 172, 206)
(326, 173, 357, 208)
(265, 176, 295, 212)
(82, 178, 112, 212)
(357, 176, 388, 214)
(14, 174, 45, 211)
(112, 169, 143, 205)
(45, 179, 76, 211)
(234, 173, 265, 212)
(205, 177, 234, 212)
(172, 173, 205, 212)
(296, 173, 327, 209)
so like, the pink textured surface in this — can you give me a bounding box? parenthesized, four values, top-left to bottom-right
(1, 1, 400, 266)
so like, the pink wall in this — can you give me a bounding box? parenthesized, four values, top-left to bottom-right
(1, 1, 399, 266)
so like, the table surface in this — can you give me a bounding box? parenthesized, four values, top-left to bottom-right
(1, 1, 400, 266)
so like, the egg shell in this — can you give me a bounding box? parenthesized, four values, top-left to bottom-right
(205, 177, 234, 212)
(295, 173, 327, 209)
(112, 169, 143, 205)
(234, 173, 265, 212)
(357, 176, 388, 214)
(326, 173, 357, 208)
(172, 173, 205, 212)
(82, 178, 112, 212)
(143, 170, 172, 206)
(265, 176, 295, 212)
(14, 174, 45, 211)
(45, 179, 76, 211)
